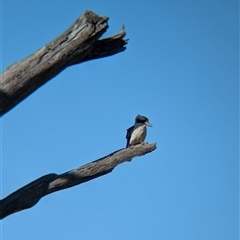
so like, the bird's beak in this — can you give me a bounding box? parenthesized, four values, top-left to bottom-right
(145, 121, 152, 127)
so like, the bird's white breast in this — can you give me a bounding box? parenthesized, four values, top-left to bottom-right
(129, 124, 147, 145)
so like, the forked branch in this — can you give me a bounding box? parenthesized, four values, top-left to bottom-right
(0, 10, 128, 116)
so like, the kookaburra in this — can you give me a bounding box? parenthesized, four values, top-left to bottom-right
(126, 115, 152, 148)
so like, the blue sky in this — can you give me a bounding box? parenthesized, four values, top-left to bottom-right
(1, 0, 239, 239)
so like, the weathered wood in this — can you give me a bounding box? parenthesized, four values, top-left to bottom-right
(0, 11, 127, 116)
(0, 143, 157, 219)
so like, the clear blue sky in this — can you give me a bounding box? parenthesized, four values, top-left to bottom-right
(1, 0, 239, 239)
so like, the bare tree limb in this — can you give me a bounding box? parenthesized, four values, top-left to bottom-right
(0, 10, 128, 116)
(0, 143, 157, 219)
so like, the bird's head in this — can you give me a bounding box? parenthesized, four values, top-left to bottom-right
(135, 115, 153, 127)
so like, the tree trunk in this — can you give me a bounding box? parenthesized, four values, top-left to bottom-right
(0, 10, 127, 116)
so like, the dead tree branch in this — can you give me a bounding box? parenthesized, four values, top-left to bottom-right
(0, 10, 128, 116)
(0, 143, 157, 219)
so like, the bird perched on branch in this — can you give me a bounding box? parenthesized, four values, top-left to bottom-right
(126, 115, 152, 148)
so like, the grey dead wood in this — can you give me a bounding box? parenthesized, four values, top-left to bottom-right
(0, 10, 128, 116)
(0, 10, 157, 220)
(0, 143, 157, 219)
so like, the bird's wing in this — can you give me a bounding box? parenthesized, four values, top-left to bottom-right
(126, 126, 134, 148)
